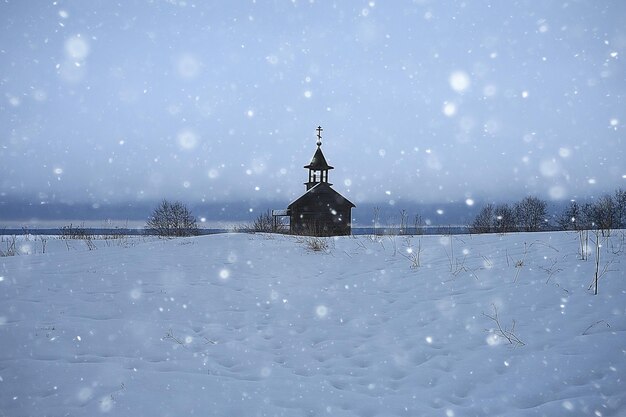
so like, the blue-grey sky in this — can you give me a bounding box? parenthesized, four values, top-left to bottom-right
(1, 0, 625, 212)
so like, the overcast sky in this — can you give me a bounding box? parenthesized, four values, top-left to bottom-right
(1, 0, 625, 212)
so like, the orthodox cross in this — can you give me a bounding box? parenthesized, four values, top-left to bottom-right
(316, 125, 323, 146)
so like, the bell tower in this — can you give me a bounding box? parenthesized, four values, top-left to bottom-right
(304, 126, 334, 190)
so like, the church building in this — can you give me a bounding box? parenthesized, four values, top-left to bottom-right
(285, 126, 355, 236)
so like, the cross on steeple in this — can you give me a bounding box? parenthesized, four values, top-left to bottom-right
(316, 125, 323, 146)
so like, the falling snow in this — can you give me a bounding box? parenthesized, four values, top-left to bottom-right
(449, 71, 471, 93)
(1, 1, 625, 413)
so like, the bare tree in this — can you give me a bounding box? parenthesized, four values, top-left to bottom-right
(614, 188, 626, 229)
(398, 209, 408, 235)
(470, 204, 494, 234)
(146, 200, 199, 237)
(557, 200, 592, 260)
(413, 213, 424, 235)
(590, 194, 616, 236)
(252, 209, 286, 233)
(373, 206, 381, 236)
(558, 201, 583, 231)
(580, 202, 596, 229)
(514, 196, 547, 232)
(494, 203, 516, 234)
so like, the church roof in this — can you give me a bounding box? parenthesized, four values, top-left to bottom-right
(304, 146, 334, 170)
(287, 182, 355, 209)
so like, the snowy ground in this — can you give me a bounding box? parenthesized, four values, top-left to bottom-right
(0, 231, 624, 417)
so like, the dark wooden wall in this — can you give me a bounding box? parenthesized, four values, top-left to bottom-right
(289, 191, 352, 236)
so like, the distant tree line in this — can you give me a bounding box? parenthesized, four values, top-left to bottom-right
(557, 188, 625, 235)
(470, 188, 625, 234)
(470, 196, 548, 233)
(144, 189, 624, 238)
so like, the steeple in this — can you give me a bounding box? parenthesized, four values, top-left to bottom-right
(304, 126, 333, 190)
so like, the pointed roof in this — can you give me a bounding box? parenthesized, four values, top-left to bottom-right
(304, 125, 334, 170)
(304, 146, 334, 170)
(287, 182, 355, 209)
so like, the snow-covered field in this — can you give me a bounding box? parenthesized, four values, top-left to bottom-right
(1, 231, 624, 416)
